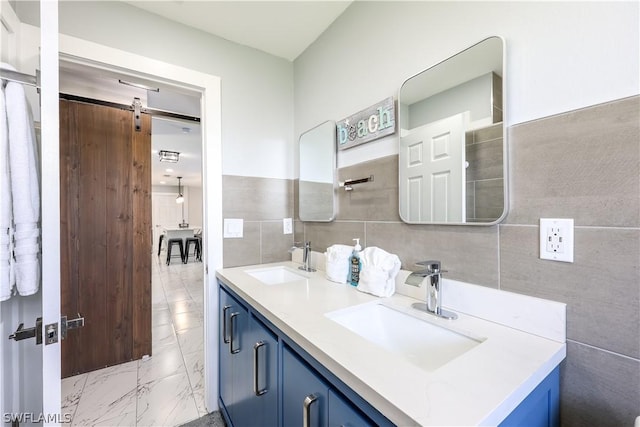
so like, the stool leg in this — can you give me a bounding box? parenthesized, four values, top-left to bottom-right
(179, 241, 185, 263)
(158, 234, 164, 256)
(184, 241, 190, 264)
(166, 242, 172, 265)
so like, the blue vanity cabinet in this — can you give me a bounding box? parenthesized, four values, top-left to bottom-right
(498, 366, 560, 427)
(328, 389, 375, 427)
(283, 345, 330, 426)
(219, 287, 278, 427)
(283, 345, 375, 427)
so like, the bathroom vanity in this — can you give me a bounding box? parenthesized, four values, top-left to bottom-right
(216, 261, 566, 426)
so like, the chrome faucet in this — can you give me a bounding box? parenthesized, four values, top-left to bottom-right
(405, 260, 457, 320)
(289, 241, 316, 272)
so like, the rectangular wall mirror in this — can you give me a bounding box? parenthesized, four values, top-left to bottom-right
(398, 36, 507, 225)
(299, 120, 337, 222)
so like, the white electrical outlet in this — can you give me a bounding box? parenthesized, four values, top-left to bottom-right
(283, 218, 293, 235)
(540, 218, 574, 263)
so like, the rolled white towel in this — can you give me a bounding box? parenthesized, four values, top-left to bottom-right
(325, 244, 352, 283)
(357, 247, 401, 298)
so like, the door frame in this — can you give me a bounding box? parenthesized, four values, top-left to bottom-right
(52, 32, 223, 412)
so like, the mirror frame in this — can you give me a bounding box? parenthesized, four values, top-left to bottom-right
(298, 120, 337, 222)
(398, 36, 508, 226)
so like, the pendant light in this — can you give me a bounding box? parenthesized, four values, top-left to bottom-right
(176, 177, 185, 204)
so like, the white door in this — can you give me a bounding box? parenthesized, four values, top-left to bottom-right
(152, 192, 189, 251)
(0, 1, 62, 425)
(399, 113, 466, 222)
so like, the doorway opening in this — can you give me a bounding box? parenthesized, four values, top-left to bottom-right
(58, 59, 210, 425)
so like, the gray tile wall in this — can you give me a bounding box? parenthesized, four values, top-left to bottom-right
(222, 96, 639, 424)
(465, 122, 504, 221)
(221, 175, 294, 267)
(295, 96, 640, 425)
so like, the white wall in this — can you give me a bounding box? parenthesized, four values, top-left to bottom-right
(294, 1, 639, 169)
(16, 0, 295, 180)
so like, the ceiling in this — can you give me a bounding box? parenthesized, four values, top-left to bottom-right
(59, 1, 352, 188)
(123, 1, 352, 61)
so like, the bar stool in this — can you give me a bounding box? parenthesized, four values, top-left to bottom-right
(166, 238, 185, 265)
(184, 237, 201, 263)
(157, 234, 165, 256)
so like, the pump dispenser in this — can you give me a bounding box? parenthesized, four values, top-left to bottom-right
(348, 238, 362, 286)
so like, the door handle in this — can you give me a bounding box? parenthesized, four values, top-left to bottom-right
(222, 305, 232, 344)
(253, 341, 267, 396)
(8, 318, 42, 345)
(303, 393, 318, 427)
(229, 312, 240, 354)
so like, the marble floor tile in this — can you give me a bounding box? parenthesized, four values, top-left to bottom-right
(173, 311, 204, 332)
(192, 388, 208, 417)
(64, 255, 205, 427)
(139, 344, 188, 384)
(165, 288, 192, 303)
(136, 372, 200, 426)
(183, 350, 204, 391)
(61, 373, 87, 422)
(152, 307, 173, 327)
(72, 361, 138, 426)
(176, 326, 204, 355)
(169, 299, 201, 315)
(153, 323, 179, 352)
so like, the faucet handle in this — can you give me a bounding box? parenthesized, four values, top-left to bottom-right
(416, 260, 441, 273)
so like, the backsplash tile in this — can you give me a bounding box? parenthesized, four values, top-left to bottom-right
(222, 175, 293, 220)
(506, 96, 639, 227)
(500, 225, 640, 358)
(366, 222, 500, 287)
(337, 156, 400, 221)
(560, 341, 640, 426)
(302, 221, 365, 253)
(222, 221, 261, 267)
(261, 221, 294, 264)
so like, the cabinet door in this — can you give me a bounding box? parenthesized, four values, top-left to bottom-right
(283, 346, 329, 427)
(219, 287, 250, 424)
(235, 315, 279, 427)
(328, 390, 374, 427)
(219, 287, 235, 410)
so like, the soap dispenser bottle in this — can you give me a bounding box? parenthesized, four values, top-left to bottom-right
(348, 238, 362, 287)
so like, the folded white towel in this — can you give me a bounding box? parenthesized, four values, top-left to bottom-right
(357, 247, 401, 298)
(325, 244, 352, 283)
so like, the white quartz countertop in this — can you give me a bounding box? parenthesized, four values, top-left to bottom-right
(216, 261, 566, 426)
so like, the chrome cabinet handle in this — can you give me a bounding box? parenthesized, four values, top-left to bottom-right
(253, 341, 267, 396)
(303, 393, 318, 427)
(229, 312, 240, 354)
(222, 305, 231, 344)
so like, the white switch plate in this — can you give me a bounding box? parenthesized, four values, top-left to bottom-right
(223, 218, 244, 238)
(540, 218, 574, 262)
(283, 218, 293, 234)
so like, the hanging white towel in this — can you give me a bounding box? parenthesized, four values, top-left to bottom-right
(2, 62, 41, 297)
(357, 246, 401, 298)
(0, 81, 13, 301)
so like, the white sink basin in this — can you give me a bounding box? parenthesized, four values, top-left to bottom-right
(245, 266, 308, 285)
(326, 302, 484, 372)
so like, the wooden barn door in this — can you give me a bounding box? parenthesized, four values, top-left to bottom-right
(59, 99, 151, 377)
